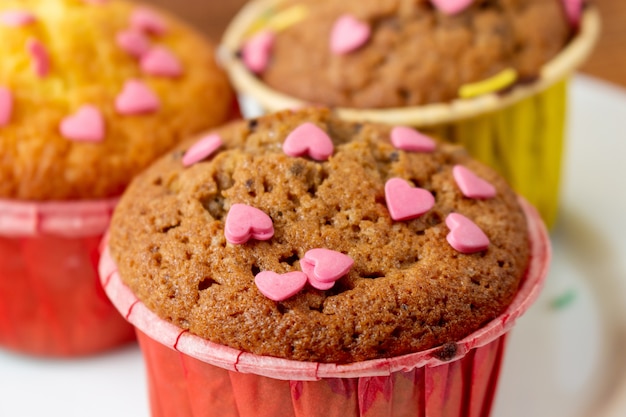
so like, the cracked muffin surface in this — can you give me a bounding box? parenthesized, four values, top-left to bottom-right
(109, 108, 529, 363)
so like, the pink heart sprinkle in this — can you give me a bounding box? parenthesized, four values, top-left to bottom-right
(141, 46, 183, 78)
(385, 178, 435, 221)
(242, 30, 275, 74)
(115, 79, 160, 115)
(390, 126, 436, 153)
(562, 0, 583, 27)
(130, 7, 167, 35)
(0, 87, 13, 127)
(255, 271, 307, 301)
(302, 248, 353, 284)
(452, 165, 496, 199)
(445, 213, 489, 254)
(224, 203, 274, 245)
(330, 14, 371, 55)
(0, 10, 36, 27)
(430, 0, 474, 15)
(283, 122, 334, 161)
(27, 38, 50, 78)
(182, 133, 223, 167)
(60, 105, 105, 142)
(116, 29, 151, 58)
(301, 259, 336, 290)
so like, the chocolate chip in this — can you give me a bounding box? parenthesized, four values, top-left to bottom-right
(432, 342, 458, 361)
(290, 162, 304, 176)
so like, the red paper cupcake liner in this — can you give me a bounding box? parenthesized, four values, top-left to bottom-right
(0, 198, 136, 357)
(100, 197, 550, 416)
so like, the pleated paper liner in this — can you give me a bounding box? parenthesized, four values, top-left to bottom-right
(220, 1, 601, 228)
(99, 197, 551, 417)
(0, 197, 135, 357)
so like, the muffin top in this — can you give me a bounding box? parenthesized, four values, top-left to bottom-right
(109, 108, 530, 363)
(239, 0, 575, 108)
(0, 0, 234, 201)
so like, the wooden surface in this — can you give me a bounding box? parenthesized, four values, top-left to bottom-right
(579, 0, 626, 88)
(147, 0, 626, 88)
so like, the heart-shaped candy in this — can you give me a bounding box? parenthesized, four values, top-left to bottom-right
(0, 10, 36, 27)
(452, 165, 496, 199)
(141, 46, 183, 78)
(390, 126, 436, 153)
(283, 122, 334, 161)
(300, 259, 336, 290)
(116, 29, 151, 58)
(60, 105, 105, 142)
(330, 14, 371, 55)
(0, 87, 13, 127)
(562, 0, 583, 27)
(430, 0, 474, 15)
(302, 248, 353, 284)
(445, 213, 489, 254)
(242, 31, 275, 74)
(385, 178, 435, 221)
(130, 7, 167, 35)
(27, 38, 49, 78)
(182, 133, 223, 167)
(224, 204, 274, 245)
(255, 271, 307, 301)
(115, 79, 160, 115)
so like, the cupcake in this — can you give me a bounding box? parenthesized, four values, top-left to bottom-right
(0, 0, 236, 357)
(220, 0, 600, 227)
(100, 108, 551, 416)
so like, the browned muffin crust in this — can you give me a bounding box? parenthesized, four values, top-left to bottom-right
(0, 0, 234, 201)
(259, 0, 572, 108)
(109, 108, 529, 363)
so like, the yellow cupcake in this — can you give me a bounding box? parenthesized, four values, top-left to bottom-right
(0, 0, 235, 200)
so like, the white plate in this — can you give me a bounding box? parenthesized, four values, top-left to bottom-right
(492, 75, 626, 417)
(1, 75, 625, 417)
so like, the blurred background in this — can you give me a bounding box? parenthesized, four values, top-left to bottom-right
(147, 0, 625, 88)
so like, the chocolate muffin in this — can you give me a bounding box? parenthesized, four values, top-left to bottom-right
(108, 108, 530, 363)
(245, 0, 574, 108)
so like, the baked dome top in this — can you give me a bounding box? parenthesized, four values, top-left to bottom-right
(249, 0, 573, 108)
(109, 108, 530, 363)
(0, 0, 234, 200)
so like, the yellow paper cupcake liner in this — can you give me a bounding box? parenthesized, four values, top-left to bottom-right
(220, 0, 600, 228)
(424, 80, 568, 228)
